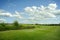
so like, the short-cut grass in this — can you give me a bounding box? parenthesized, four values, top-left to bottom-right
(0, 26, 60, 40)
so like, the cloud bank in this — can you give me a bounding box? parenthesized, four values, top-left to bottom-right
(24, 3, 60, 20)
(0, 3, 60, 23)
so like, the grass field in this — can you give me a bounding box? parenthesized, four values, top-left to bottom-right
(0, 26, 60, 40)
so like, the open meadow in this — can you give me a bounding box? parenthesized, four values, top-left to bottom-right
(0, 0, 60, 40)
(0, 25, 60, 40)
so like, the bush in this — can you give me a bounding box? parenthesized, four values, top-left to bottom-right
(0, 22, 36, 31)
(13, 21, 20, 29)
(0, 23, 6, 31)
(5, 25, 14, 30)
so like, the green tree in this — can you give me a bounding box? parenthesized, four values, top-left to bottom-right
(13, 21, 20, 29)
(0, 22, 6, 31)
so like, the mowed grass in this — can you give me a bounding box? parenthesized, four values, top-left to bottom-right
(0, 26, 60, 40)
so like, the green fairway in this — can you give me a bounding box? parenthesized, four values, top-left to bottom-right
(0, 26, 60, 40)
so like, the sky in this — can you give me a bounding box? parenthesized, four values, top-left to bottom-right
(0, 0, 60, 24)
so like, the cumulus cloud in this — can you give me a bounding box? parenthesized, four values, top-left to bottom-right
(12, 11, 22, 18)
(0, 10, 23, 19)
(0, 18, 6, 23)
(24, 3, 60, 20)
(0, 3, 60, 23)
(0, 10, 23, 23)
(0, 10, 13, 17)
(0, 12, 12, 17)
(48, 3, 57, 10)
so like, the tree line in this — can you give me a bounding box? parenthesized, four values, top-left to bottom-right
(0, 21, 60, 31)
(0, 21, 35, 31)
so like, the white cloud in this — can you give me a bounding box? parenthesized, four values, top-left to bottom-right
(0, 10, 23, 23)
(48, 3, 57, 10)
(24, 3, 60, 20)
(24, 7, 33, 13)
(0, 18, 6, 23)
(0, 3, 60, 23)
(32, 6, 37, 10)
(0, 10, 23, 19)
(40, 5, 46, 10)
(12, 11, 23, 18)
(0, 10, 13, 17)
(0, 13, 13, 17)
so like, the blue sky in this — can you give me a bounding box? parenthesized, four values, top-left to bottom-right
(0, 0, 60, 24)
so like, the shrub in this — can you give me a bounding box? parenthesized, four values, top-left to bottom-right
(0, 22, 6, 31)
(5, 25, 14, 30)
(13, 21, 20, 29)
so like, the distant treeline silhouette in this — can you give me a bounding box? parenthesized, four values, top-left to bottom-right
(0, 21, 60, 31)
